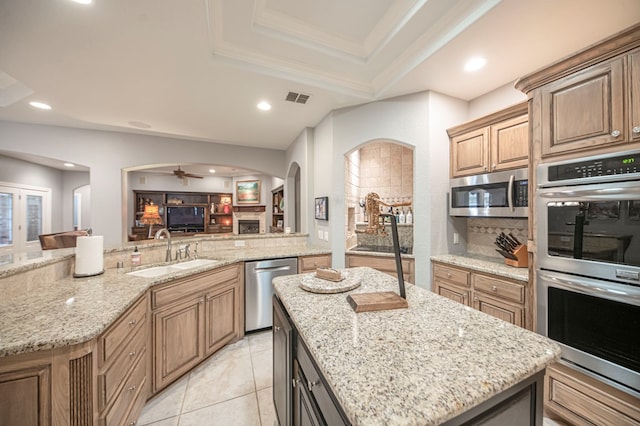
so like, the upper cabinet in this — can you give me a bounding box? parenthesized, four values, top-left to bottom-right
(539, 57, 625, 156)
(448, 102, 528, 177)
(516, 24, 640, 160)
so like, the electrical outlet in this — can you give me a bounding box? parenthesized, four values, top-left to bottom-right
(234, 240, 245, 247)
(323, 231, 329, 241)
(453, 233, 459, 244)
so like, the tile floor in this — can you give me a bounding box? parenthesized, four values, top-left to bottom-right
(137, 329, 566, 426)
(137, 330, 276, 426)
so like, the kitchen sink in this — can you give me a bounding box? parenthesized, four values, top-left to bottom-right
(127, 259, 219, 278)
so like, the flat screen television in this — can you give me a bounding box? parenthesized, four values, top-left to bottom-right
(166, 206, 205, 232)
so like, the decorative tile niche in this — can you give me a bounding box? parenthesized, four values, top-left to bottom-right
(344, 141, 414, 250)
(466, 218, 528, 260)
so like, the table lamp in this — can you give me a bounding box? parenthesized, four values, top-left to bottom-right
(140, 203, 163, 238)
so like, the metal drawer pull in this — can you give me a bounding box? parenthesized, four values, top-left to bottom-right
(307, 379, 319, 391)
(292, 378, 299, 388)
(491, 285, 497, 292)
(633, 126, 640, 134)
(274, 325, 281, 332)
(128, 319, 137, 326)
(128, 385, 136, 392)
(611, 130, 621, 137)
(129, 351, 136, 357)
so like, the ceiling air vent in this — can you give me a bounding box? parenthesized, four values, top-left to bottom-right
(285, 92, 310, 104)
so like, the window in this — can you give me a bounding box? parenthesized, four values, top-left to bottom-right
(0, 184, 51, 253)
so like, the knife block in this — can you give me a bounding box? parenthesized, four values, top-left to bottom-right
(505, 244, 528, 268)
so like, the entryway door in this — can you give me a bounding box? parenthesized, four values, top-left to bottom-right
(0, 183, 51, 253)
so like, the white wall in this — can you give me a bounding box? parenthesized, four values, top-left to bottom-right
(285, 128, 313, 236)
(468, 81, 527, 120)
(0, 121, 287, 246)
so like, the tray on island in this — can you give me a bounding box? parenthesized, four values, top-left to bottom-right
(299, 270, 361, 294)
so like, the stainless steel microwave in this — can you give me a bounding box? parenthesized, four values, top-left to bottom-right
(449, 168, 528, 217)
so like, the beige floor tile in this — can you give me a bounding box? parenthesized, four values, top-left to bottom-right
(248, 331, 272, 354)
(182, 349, 255, 412)
(137, 376, 188, 425)
(251, 348, 273, 391)
(178, 393, 261, 426)
(141, 417, 179, 426)
(257, 387, 277, 426)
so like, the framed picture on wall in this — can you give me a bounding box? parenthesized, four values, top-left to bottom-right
(315, 197, 329, 221)
(236, 180, 261, 204)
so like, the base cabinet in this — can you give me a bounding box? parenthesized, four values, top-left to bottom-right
(298, 254, 331, 273)
(432, 261, 529, 330)
(0, 363, 51, 426)
(273, 295, 294, 426)
(345, 254, 414, 284)
(544, 363, 640, 425)
(151, 264, 243, 393)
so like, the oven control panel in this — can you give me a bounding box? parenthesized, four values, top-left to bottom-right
(549, 152, 640, 181)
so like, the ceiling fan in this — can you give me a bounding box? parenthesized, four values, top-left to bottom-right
(173, 165, 203, 179)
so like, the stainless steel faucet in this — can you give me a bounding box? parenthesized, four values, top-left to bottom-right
(154, 228, 172, 262)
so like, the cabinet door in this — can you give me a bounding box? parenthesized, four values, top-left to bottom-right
(204, 282, 240, 356)
(473, 293, 524, 327)
(273, 296, 293, 426)
(629, 49, 640, 143)
(153, 297, 204, 392)
(490, 114, 529, 172)
(541, 57, 625, 156)
(294, 366, 323, 426)
(434, 280, 470, 306)
(0, 365, 51, 426)
(450, 127, 490, 177)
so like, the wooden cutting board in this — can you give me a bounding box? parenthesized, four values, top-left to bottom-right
(346, 292, 408, 313)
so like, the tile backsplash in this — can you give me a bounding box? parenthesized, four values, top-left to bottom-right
(466, 218, 527, 260)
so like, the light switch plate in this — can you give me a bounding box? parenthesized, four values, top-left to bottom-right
(453, 233, 459, 244)
(323, 231, 329, 241)
(318, 230, 323, 239)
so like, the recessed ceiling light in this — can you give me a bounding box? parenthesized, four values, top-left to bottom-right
(64, 162, 75, 168)
(257, 101, 271, 111)
(209, 169, 216, 174)
(71, 0, 92, 4)
(464, 57, 487, 72)
(29, 101, 52, 110)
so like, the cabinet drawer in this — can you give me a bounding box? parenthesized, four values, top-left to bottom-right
(98, 323, 146, 410)
(433, 264, 469, 287)
(152, 265, 239, 309)
(100, 350, 147, 426)
(472, 274, 525, 304)
(296, 339, 347, 426)
(298, 255, 331, 272)
(98, 295, 146, 367)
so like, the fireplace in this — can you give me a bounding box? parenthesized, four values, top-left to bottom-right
(238, 220, 260, 235)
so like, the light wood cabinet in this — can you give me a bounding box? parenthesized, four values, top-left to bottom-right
(629, 48, 640, 143)
(448, 102, 528, 177)
(298, 254, 331, 273)
(544, 363, 640, 425)
(151, 264, 243, 393)
(0, 362, 51, 426)
(345, 253, 415, 284)
(540, 57, 626, 156)
(432, 261, 529, 330)
(97, 294, 148, 425)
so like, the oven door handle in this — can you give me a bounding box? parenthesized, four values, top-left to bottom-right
(538, 180, 640, 200)
(508, 174, 515, 212)
(538, 270, 640, 305)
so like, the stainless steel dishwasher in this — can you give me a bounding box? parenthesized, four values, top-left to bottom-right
(245, 257, 298, 332)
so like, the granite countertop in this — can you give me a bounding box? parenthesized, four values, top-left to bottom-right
(0, 245, 330, 358)
(274, 267, 559, 425)
(430, 254, 528, 282)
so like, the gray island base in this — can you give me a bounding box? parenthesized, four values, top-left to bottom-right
(273, 267, 560, 425)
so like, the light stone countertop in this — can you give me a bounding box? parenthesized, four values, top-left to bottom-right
(430, 254, 529, 282)
(0, 245, 330, 358)
(273, 267, 559, 425)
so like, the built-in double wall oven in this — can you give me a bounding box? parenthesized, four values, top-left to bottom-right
(536, 150, 640, 397)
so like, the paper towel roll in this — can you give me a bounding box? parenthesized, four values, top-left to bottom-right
(74, 235, 104, 277)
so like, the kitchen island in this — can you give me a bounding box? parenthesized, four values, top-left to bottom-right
(273, 267, 560, 425)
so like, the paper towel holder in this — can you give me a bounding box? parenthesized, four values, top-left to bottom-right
(73, 233, 105, 278)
